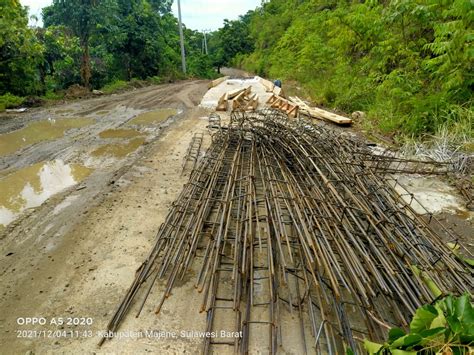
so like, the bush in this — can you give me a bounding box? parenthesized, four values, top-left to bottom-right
(100, 80, 130, 94)
(42, 90, 64, 101)
(364, 294, 474, 355)
(147, 76, 162, 85)
(0, 93, 25, 111)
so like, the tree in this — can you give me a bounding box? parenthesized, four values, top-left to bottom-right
(0, 0, 44, 95)
(227, 0, 472, 137)
(36, 25, 82, 90)
(209, 11, 255, 71)
(43, 0, 104, 89)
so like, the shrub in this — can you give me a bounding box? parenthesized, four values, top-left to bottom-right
(100, 80, 130, 94)
(0, 93, 25, 111)
(364, 294, 474, 355)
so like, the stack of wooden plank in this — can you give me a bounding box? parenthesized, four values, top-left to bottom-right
(216, 86, 259, 112)
(208, 76, 229, 89)
(266, 94, 299, 118)
(289, 96, 352, 125)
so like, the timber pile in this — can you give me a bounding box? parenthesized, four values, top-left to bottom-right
(101, 109, 471, 354)
(289, 96, 352, 125)
(266, 94, 299, 118)
(216, 92, 228, 111)
(216, 86, 259, 112)
(208, 76, 229, 89)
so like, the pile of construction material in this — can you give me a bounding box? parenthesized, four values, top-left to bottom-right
(266, 94, 299, 118)
(265, 94, 352, 124)
(289, 96, 352, 124)
(204, 76, 353, 126)
(200, 76, 271, 111)
(101, 109, 471, 354)
(259, 76, 352, 124)
(181, 132, 203, 175)
(216, 86, 259, 112)
(208, 76, 229, 89)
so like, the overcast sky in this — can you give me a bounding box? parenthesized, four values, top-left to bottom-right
(20, 0, 261, 31)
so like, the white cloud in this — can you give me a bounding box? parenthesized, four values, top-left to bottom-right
(172, 0, 261, 30)
(20, 0, 261, 30)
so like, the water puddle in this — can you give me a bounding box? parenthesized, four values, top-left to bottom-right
(0, 160, 93, 226)
(91, 137, 145, 158)
(99, 128, 142, 139)
(0, 118, 94, 156)
(127, 108, 177, 126)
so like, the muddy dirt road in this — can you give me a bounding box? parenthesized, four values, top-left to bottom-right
(0, 80, 223, 353)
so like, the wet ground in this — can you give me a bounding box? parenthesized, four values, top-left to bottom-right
(0, 85, 187, 228)
(0, 80, 216, 353)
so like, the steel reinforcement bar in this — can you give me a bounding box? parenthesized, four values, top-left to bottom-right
(100, 109, 472, 354)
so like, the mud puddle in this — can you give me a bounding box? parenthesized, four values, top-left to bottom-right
(91, 137, 146, 158)
(127, 108, 177, 126)
(0, 160, 92, 226)
(0, 118, 94, 156)
(99, 128, 142, 139)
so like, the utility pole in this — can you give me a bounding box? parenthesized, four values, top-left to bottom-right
(177, 0, 186, 74)
(203, 30, 208, 55)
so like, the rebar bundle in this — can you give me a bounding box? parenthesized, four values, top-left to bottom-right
(100, 109, 472, 354)
(182, 132, 203, 175)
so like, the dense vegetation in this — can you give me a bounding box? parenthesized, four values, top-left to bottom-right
(214, 0, 473, 138)
(0, 0, 216, 109)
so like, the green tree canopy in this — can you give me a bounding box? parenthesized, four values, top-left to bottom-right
(0, 0, 43, 95)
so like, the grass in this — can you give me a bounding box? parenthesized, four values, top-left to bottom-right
(100, 77, 162, 94)
(100, 80, 131, 94)
(41, 90, 64, 101)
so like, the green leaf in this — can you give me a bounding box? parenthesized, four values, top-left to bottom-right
(447, 243, 474, 266)
(445, 295, 454, 316)
(390, 334, 408, 348)
(454, 293, 474, 325)
(419, 327, 445, 338)
(388, 328, 406, 343)
(410, 305, 438, 333)
(346, 348, 355, 355)
(447, 242, 460, 251)
(430, 304, 447, 329)
(363, 339, 383, 354)
(447, 315, 462, 334)
(391, 350, 417, 355)
(459, 256, 474, 266)
(403, 333, 423, 347)
(419, 326, 446, 345)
